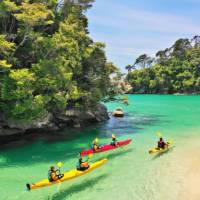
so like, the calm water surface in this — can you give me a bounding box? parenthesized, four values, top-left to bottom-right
(1, 95, 200, 200)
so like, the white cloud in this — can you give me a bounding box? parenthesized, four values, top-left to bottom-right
(86, 1, 200, 69)
(89, 3, 200, 35)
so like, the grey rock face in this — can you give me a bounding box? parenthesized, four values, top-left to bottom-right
(0, 104, 109, 137)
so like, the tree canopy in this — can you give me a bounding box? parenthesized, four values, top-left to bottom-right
(126, 36, 200, 94)
(0, 0, 117, 121)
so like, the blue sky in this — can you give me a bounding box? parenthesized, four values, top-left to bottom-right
(86, 0, 200, 72)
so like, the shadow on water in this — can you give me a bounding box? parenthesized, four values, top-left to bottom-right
(0, 127, 97, 150)
(101, 113, 167, 137)
(152, 147, 175, 160)
(0, 111, 164, 167)
(0, 137, 87, 168)
(0, 112, 165, 150)
(0, 126, 108, 168)
(0, 137, 134, 169)
(95, 148, 134, 162)
(48, 173, 109, 200)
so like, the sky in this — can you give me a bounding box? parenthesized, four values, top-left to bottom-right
(86, 0, 200, 72)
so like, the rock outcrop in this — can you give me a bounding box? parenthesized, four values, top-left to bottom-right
(112, 108, 124, 117)
(0, 104, 109, 137)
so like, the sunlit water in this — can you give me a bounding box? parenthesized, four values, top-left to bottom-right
(1, 95, 200, 200)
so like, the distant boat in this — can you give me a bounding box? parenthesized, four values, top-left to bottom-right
(112, 108, 124, 117)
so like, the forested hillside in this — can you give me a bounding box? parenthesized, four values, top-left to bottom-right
(0, 0, 117, 124)
(126, 36, 200, 94)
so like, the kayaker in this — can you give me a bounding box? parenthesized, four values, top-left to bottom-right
(157, 137, 166, 149)
(92, 138, 100, 151)
(77, 157, 90, 171)
(48, 166, 64, 182)
(110, 134, 118, 146)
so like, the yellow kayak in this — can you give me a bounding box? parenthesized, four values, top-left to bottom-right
(26, 158, 107, 191)
(149, 141, 173, 154)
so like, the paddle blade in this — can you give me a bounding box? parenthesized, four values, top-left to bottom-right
(168, 139, 174, 144)
(156, 131, 162, 138)
(88, 154, 93, 159)
(112, 134, 116, 138)
(57, 162, 62, 168)
(95, 138, 99, 143)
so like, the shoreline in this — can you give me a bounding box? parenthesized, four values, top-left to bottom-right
(0, 119, 108, 150)
(0, 103, 109, 142)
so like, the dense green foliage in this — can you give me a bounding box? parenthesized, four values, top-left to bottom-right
(0, 0, 117, 121)
(126, 36, 200, 94)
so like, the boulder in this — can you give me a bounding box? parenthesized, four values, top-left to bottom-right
(112, 108, 124, 117)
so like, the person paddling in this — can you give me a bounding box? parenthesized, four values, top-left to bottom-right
(92, 138, 100, 151)
(157, 137, 166, 149)
(110, 134, 118, 146)
(48, 166, 64, 182)
(76, 157, 90, 171)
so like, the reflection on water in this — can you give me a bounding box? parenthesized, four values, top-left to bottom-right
(0, 111, 163, 150)
(152, 146, 175, 160)
(48, 174, 109, 200)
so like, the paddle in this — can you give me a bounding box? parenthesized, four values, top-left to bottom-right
(91, 138, 103, 150)
(167, 139, 174, 147)
(156, 131, 162, 138)
(155, 131, 163, 149)
(95, 138, 101, 149)
(89, 138, 99, 147)
(95, 138, 99, 144)
(112, 133, 116, 138)
(111, 133, 120, 147)
(86, 154, 93, 162)
(78, 154, 92, 169)
(168, 139, 173, 143)
(156, 132, 173, 149)
(57, 162, 62, 174)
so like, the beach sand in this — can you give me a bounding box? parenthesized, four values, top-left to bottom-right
(182, 142, 200, 200)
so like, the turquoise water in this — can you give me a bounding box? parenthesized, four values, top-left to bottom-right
(1, 95, 200, 200)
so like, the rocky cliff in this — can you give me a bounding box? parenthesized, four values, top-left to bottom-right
(0, 104, 109, 137)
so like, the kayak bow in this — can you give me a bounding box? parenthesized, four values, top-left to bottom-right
(26, 158, 107, 191)
(80, 139, 132, 156)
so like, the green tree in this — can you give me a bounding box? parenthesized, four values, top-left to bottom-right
(126, 36, 200, 94)
(0, 0, 117, 121)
